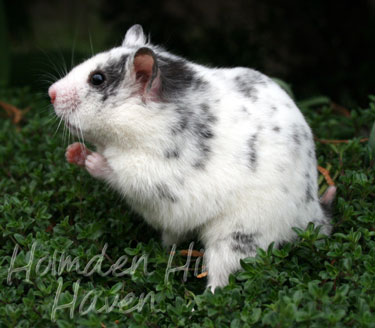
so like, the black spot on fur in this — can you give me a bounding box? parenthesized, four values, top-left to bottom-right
(172, 105, 216, 170)
(192, 78, 209, 91)
(166, 90, 217, 170)
(303, 129, 309, 141)
(157, 55, 195, 100)
(171, 110, 189, 135)
(292, 125, 301, 145)
(308, 149, 314, 159)
(156, 183, 177, 202)
(192, 142, 211, 169)
(200, 103, 209, 111)
(200, 103, 217, 123)
(193, 160, 207, 169)
(269, 105, 278, 116)
(235, 76, 257, 101)
(293, 133, 301, 145)
(273, 126, 281, 132)
(247, 133, 258, 171)
(90, 54, 129, 101)
(304, 172, 315, 203)
(165, 149, 180, 159)
(305, 185, 314, 202)
(195, 121, 214, 139)
(231, 232, 257, 254)
(171, 104, 216, 170)
(234, 70, 266, 101)
(190, 104, 217, 169)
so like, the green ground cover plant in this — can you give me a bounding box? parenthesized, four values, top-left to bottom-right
(0, 87, 375, 327)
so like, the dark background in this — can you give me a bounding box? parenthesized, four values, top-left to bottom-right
(1, 0, 374, 107)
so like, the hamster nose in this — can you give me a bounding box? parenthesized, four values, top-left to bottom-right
(48, 86, 57, 104)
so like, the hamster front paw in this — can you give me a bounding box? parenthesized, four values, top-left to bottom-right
(66, 142, 91, 167)
(85, 152, 112, 179)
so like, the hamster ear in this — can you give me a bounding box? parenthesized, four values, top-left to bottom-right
(122, 24, 147, 47)
(132, 47, 160, 98)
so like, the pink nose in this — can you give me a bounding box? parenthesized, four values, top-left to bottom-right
(48, 86, 57, 104)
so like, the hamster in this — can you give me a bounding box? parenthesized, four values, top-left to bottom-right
(49, 24, 336, 290)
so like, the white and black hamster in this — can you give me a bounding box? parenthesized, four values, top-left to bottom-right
(49, 24, 336, 290)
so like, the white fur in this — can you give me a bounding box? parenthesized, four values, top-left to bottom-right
(50, 25, 333, 291)
(122, 24, 148, 48)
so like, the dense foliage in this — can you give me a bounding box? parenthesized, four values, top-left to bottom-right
(0, 88, 375, 327)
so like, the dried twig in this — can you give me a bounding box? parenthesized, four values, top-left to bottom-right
(318, 166, 335, 186)
(0, 101, 30, 124)
(45, 223, 56, 233)
(315, 137, 368, 144)
(331, 102, 351, 118)
(197, 271, 208, 278)
(180, 249, 204, 257)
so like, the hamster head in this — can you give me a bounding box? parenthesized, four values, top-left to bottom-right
(49, 25, 164, 146)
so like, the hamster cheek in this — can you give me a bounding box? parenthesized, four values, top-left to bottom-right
(66, 142, 92, 167)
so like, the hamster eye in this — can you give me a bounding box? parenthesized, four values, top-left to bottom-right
(89, 72, 106, 86)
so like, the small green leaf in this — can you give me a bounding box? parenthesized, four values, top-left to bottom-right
(298, 96, 331, 109)
(368, 120, 375, 159)
(109, 282, 123, 295)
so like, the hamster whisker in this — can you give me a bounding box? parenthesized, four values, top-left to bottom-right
(70, 33, 77, 70)
(34, 71, 59, 90)
(62, 122, 67, 144)
(88, 30, 94, 56)
(52, 42, 68, 77)
(38, 103, 54, 116)
(78, 119, 85, 146)
(74, 116, 85, 147)
(45, 111, 59, 126)
(38, 73, 59, 84)
(38, 46, 67, 79)
(60, 54, 68, 78)
(53, 115, 65, 138)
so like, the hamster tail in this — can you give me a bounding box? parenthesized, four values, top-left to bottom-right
(319, 186, 337, 216)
